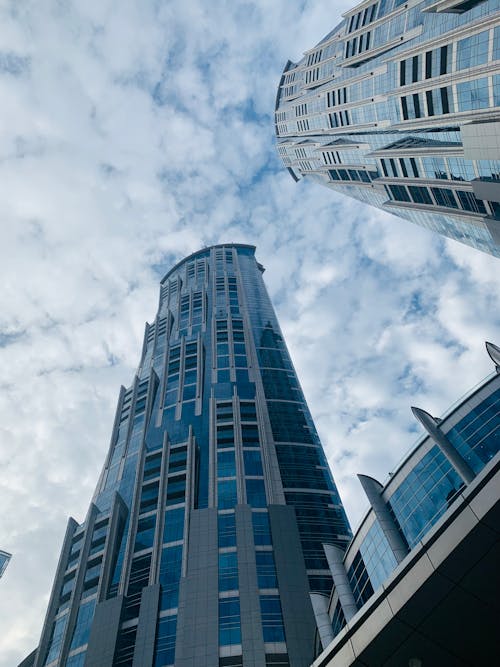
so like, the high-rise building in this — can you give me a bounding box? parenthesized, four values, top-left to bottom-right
(27, 244, 351, 667)
(0, 549, 11, 579)
(275, 0, 500, 257)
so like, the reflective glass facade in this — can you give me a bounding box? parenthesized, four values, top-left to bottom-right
(0, 549, 11, 578)
(30, 244, 351, 667)
(314, 358, 500, 655)
(275, 0, 500, 256)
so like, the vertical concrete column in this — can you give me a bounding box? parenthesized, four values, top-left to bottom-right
(132, 583, 160, 667)
(84, 596, 124, 667)
(357, 475, 409, 564)
(268, 505, 316, 667)
(411, 407, 475, 484)
(175, 508, 219, 667)
(323, 544, 357, 623)
(235, 504, 266, 667)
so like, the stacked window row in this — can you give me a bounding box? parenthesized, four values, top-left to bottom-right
(329, 168, 377, 184)
(164, 342, 200, 407)
(217, 510, 286, 649)
(178, 290, 205, 331)
(399, 27, 500, 88)
(384, 183, 489, 215)
(216, 401, 266, 510)
(400, 75, 500, 121)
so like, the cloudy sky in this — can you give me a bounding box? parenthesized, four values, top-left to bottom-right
(0, 0, 499, 663)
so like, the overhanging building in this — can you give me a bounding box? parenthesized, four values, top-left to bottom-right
(275, 0, 500, 257)
(26, 244, 351, 667)
(312, 342, 500, 666)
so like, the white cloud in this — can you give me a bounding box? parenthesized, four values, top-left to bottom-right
(0, 1, 499, 663)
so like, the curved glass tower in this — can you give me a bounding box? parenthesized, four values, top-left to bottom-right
(30, 244, 351, 667)
(275, 0, 500, 257)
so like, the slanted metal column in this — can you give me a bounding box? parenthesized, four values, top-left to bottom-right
(486, 341, 500, 373)
(357, 475, 409, 564)
(310, 592, 334, 651)
(323, 544, 357, 624)
(411, 407, 475, 484)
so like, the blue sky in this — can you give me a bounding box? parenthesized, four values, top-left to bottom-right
(1, 1, 500, 663)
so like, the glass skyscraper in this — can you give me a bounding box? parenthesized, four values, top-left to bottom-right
(275, 0, 500, 257)
(0, 549, 11, 579)
(28, 244, 351, 667)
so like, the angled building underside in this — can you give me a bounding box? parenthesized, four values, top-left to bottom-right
(275, 0, 500, 257)
(312, 342, 500, 666)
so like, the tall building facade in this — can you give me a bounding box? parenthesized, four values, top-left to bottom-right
(28, 244, 351, 667)
(275, 0, 500, 257)
(0, 549, 11, 579)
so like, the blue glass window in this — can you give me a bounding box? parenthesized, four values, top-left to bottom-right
(446, 389, 500, 474)
(134, 515, 156, 552)
(243, 450, 263, 476)
(66, 654, 86, 667)
(358, 520, 397, 592)
(246, 479, 267, 508)
(159, 545, 182, 610)
(456, 31, 489, 71)
(140, 482, 159, 514)
(44, 614, 68, 664)
(219, 597, 241, 646)
(143, 453, 162, 481)
(252, 512, 272, 546)
(163, 507, 185, 544)
(218, 512, 237, 548)
(69, 598, 96, 650)
(256, 551, 277, 589)
(218, 479, 237, 509)
(219, 551, 239, 592)
(260, 596, 286, 642)
(456, 78, 490, 112)
(388, 446, 463, 548)
(154, 615, 177, 667)
(218, 450, 236, 478)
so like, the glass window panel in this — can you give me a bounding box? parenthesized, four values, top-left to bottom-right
(457, 78, 490, 112)
(218, 450, 236, 478)
(456, 31, 489, 71)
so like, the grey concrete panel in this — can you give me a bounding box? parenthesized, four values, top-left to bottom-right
(485, 217, 500, 246)
(84, 596, 124, 667)
(462, 121, 500, 161)
(175, 508, 219, 667)
(133, 584, 160, 667)
(269, 505, 317, 667)
(471, 178, 500, 204)
(235, 504, 266, 667)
